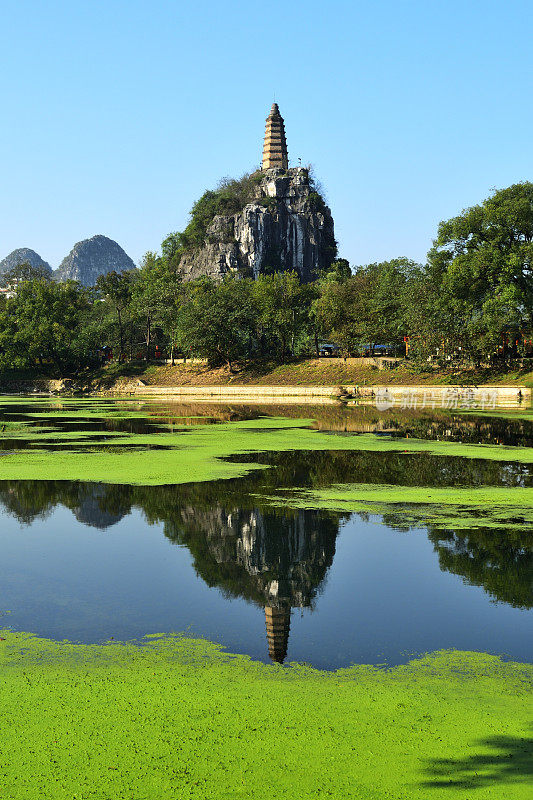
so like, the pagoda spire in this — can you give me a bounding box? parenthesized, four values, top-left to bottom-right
(262, 103, 288, 170)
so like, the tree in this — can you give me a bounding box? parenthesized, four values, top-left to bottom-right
(132, 252, 184, 361)
(425, 182, 533, 362)
(177, 277, 257, 370)
(357, 258, 422, 348)
(313, 258, 421, 354)
(253, 272, 313, 361)
(312, 273, 373, 354)
(0, 279, 92, 373)
(96, 271, 135, 360)
(318, 258, 352, 282)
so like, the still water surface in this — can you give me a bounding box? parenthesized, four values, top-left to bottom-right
(1, 400, 532, 669)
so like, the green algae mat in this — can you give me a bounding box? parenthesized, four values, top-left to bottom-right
(4, 403, 533, 486)
(3, 399, 533, 530)
(273, 483, 533, 530)
(1, 631, 532, 800)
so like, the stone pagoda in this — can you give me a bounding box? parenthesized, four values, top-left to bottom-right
(178, 103, 336, 282)
(262, 103, 288, 170)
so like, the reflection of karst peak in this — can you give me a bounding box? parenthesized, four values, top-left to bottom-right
(166, 505, 339, 663)
(0, 481, 131, 529)
(73, 490, 127, 530)
(61, 483, 130, 530)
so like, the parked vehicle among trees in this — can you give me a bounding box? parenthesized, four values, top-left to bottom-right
(318, 343, 340, 357)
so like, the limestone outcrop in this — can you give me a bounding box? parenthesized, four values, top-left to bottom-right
(0, 248, 52, 276)
(179, 167, 336, 282)
(54, 234, 136, 286)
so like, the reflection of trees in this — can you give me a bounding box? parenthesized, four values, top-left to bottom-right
(381, 413, 533, 447)
(236, 449, 533, 488)
(426, 527, 533, 609)
(137, 401, 533, 446)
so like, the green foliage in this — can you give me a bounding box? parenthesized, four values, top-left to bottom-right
(0, 279, 93, 373)
(257, 196, 277, 211)
(419, 182, 533, 364)
(130, 252, 184, 359)
(0, 261, 52, 286)
(174, 272, 316, 367)
(307, 191, 327, 213)
(326, 258, 352, 281)
(253, 272, 315, 359)
(320, 239, 338, 269)
(177, 276, 257, 369)
(313, 258, 421, 353)
(96, 270, 136, 360)
(163, 173, 262, 266)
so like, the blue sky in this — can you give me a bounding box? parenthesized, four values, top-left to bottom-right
(1, 0, 532, 268)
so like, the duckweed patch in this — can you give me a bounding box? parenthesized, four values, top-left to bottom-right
(1, 629, 532, 799)
(270, 483, 533, 530)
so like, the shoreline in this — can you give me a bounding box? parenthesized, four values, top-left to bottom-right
(110, 382, 531, 409)
(0, 381, 529, 408)
(3, 357, 533, 399)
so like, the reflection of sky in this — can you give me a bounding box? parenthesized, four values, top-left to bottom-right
(1, 505, 531, 670)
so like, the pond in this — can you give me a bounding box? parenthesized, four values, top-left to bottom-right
(0, 398, 532, 670)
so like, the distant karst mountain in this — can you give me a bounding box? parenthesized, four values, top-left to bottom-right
(0, 248, 52, 276)
(54, 235, 136, 286)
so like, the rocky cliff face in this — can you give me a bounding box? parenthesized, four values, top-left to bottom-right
(179, 168, 336, 282)
(0, 248, 52, 276)
(54, 234, 136, 286)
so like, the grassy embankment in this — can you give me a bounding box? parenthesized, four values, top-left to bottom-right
(3, 359, 533, 391)
(109, 359, 533, 388)
(1, 399, 532, 798)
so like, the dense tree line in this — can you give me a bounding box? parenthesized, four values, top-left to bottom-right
(0, 181, 532, 375)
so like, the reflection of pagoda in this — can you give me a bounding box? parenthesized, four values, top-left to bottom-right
(265, 605, 291, 663)
(165, 506, 339, 663)
(264, 574, 293, 663)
